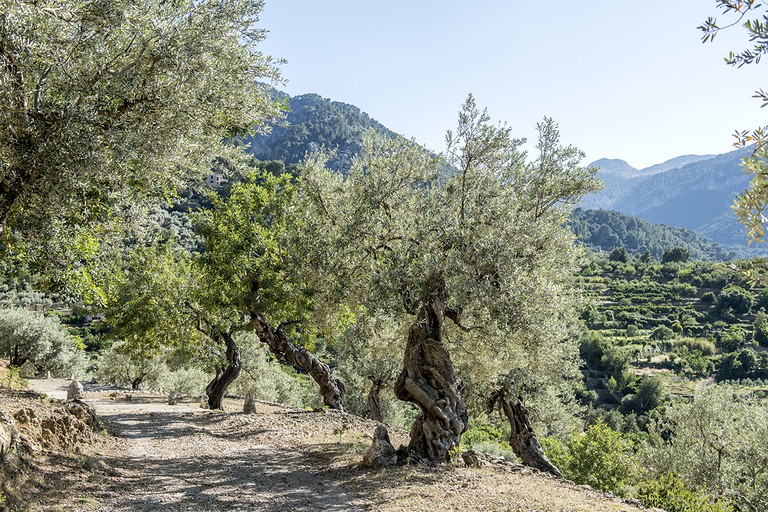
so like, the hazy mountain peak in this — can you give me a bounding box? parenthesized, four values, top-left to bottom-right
(639, 154, 716, 175)
(588, 158, 638, 179)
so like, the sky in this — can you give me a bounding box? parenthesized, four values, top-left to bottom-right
(258, 1, 766, 170)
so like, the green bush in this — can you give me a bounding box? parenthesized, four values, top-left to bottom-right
(609, 247, 629, 263)
(0, 307, 86, 377)
(637, 473, 730, 512)
(662, 247, 690, 263)
(674, 338, 716, 356)
(96, 342, 165, 390)
(462, 422, 504, 446)
(640, 385, 768, 509)
(546, 422, 634, 496)
(753, 310, 768, 346)
(716, 286, 753, 317)
(650, 325, 675, 341)
(717, 327, 747, 353)
(231, 332, 305, 406)
(159, 366, 209, 397)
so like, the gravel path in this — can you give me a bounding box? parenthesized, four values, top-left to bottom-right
(22, 378, 649, 512)
(27, 378, 362, 512)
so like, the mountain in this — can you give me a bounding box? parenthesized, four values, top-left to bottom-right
(580, 155, 715, 211)
(569, 208, 734, 261)
(244, 92, 396, 172)
(581, 149, 760, 252)
(640, 154, 716, 175)
(243, 90, 754, 257)
(588, 158, 638, 179)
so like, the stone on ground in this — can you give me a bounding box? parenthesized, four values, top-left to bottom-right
(67, 380, 84, 400)
(362, 424, 397, 467)
(243, 392, 257, 414)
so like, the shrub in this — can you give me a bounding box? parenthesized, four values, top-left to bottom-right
(717, 327, 747, 353)
(549, 422, 635, 496)
(699, 291, 716, 305)
(635, 376, 665, 411)
(674, 338, 716, 356)
(716, 286, 753, 317)
(753, 310, 768, 346)
(0, 307, 86, 377)
(662, 247, 690, 263)
(159, 366, 209, 397)
(640, 385, 768, 509)
(650, 325, 675, 341)
(609, 247, 629, 263)
(637, 473, 730, 512)
(231, 332, 305, 406)
(96, 342, 166, 390)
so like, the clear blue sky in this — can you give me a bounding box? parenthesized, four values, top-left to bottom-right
(258, 1, 765, 169)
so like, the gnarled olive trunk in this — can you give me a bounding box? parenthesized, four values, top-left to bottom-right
(9, 345, 27, 368)
(394, 300, 468, 463)
(367, 376, 385, 423)
(251, 313, 345, 411)
(131, 376, 144, 391)
(489, 388, 562, 477)
(206, 330, 241, 410)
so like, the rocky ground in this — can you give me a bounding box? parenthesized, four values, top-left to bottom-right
(0, 376, 654, 511)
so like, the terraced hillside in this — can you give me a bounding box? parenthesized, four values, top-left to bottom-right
(578, 256, 768, 406)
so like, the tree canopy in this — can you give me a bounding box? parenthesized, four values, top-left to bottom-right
(700, 1, 768, 245)
(300, 96, 600, 463)
(0, 0, 283, 283)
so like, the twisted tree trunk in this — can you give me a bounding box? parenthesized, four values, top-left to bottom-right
(131, 376, 144, 391)
(367, 376, 385, 423)
(250, 313, 345, 411)
(489, 388, 562, 477)
(206, 329, 241, 410)
(394, 300, 468, 463)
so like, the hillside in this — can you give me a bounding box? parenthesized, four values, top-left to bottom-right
(240, 90, 759, 258)
(581, 149, 761, 252)
(1, 377, 649, 512)
(243, 92, 397, 172)
(578, 257, 768, 405)
(570, 208, 734, 261)
(580, 154, 716, 210)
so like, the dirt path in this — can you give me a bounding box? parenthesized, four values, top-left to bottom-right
(22, 378, 649, 512)
(27, 379, 362, 511)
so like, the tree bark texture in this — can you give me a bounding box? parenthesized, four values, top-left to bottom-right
(367, 376, 385, 423)
(394, 300, 468, 463)
(9, 345, 26, 368)
(131, 376, 144, 391)
(206, 329, 241, 410)
(251, 313, 345, 411)
(489, 388, 562, 477)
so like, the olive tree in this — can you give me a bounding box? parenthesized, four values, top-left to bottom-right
(301, 96, 599, 464)
(0, 0, 283, 286)
(641, 384, 768, 511)
(700, 1, 768, 245)
(0, 307, 85, 376)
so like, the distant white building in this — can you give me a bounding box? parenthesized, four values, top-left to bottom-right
(206, 172, 228, 188)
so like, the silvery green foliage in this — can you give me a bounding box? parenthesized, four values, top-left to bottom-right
(641, 384, 768, 511)
(0, 307, 85, 377)
(300, 95, 599, 428)
(158, 366, 210, 398)
(335, 312, 414, 426)
(95, 341, 165, 389)
(0, 0, 283, 285)
(230, 332, 304, 407)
